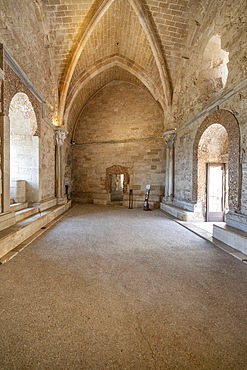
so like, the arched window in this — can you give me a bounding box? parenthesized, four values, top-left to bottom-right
(9, 93, 39, 204)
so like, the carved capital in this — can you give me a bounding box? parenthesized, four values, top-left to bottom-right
(163, 130, 176, 146)
(55, 128, 67, 147)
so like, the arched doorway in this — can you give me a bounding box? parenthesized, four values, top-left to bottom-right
(197, 124, 228, 221)
(193, 110, 240, 221)
(9, 93, 39, 205)
(106, 165, 130, 204)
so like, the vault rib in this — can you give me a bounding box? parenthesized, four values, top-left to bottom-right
(64, 54, 164, 128)
(58, 0, 172, 127)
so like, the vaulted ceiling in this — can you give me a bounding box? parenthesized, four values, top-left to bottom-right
(43, 0, 209, 132)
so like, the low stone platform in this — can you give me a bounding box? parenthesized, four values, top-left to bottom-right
(177, 221, 247, 263)
(160, 202, 196, 221)
(0, 201, 71, 262)
(213, 223, 247, 255)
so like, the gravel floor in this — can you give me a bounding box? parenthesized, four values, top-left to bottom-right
(0, 204, 247, 370)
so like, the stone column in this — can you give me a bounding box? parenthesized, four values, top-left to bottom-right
(0, 112, 11, 213)
(55, 128, 67, 205)
(163, 130, 176, 203)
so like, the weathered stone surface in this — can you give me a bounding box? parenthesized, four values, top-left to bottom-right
(72, 81, 165, 206)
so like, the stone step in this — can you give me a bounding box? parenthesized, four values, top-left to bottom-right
(213, 223, 247, 255)
(160, 202, 196, 221)
(0, 201, 71, 261)
(10, 202, 29, 212)
(15, 207, 39, 222)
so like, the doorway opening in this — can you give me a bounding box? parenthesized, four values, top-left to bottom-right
(106, 165, 130, 205)
(197, 124, 228, 222)
(110, 174, 124, 202)
(9, 93, 39, 205)
(207, 163, 226, 222)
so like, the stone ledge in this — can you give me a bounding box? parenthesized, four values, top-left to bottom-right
(32, 198, 57, 212)
(0, 201, 71, 260)
(15, 207, 39, 222)
(0, 211, 16, 232)
(10, 202, 29, 212)
(160, 202, 196, 221)
(213, 224, 247, 255)
(226, 212, 247, 233)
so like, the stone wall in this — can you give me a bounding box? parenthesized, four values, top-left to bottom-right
(172, 0, 247, 127)
(0, 0, 56, 108)
(0, 45, 57, 209)
(72, 81, 165, 207)
(166, 82, 247, 234)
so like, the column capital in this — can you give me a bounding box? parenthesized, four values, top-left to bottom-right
(163, 129, 176, 145)
(55, 128, 67, 147)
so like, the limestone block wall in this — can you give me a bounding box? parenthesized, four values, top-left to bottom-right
(72, 141, 165, 206)
(173, 86, 247, 218)
(172, 0, 247, 127)
(220, 91, 247, 216)
(72, 81, 165, 206)
(0, 0, 55, 107)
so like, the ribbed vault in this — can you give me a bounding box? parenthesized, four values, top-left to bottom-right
(56, 0, 172, 128)
(43, 0, 204, 132)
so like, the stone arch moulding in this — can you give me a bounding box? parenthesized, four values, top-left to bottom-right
(4, 63, 42, 137)
(65, 59, 164, 136)
(65, 55, 163, 115)
(105, 165, 130, 194)
(192, 109, 240, 211)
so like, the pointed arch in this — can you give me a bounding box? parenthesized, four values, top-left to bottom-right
(58, 0, 172, 126)
(63, 54, 164, 128)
